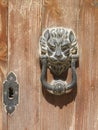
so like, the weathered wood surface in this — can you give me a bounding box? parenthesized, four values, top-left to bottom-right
(7, 0, 42, 130)
(0, 1, 8, 130)
(1, 0, 98, 130)
(76, 0, 98, 130)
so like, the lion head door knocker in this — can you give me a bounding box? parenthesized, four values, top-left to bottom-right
(39, 27, 79, 95)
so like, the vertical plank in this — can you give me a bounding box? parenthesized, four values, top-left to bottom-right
(6, 0, 98, 130)
(8, 0, 42, 130)
(40, 0, 79, 130)
(75, 0, 98, 130)
(0, 0, 8, 130)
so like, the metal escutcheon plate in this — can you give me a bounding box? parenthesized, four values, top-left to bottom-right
(3, 72, 19, 114)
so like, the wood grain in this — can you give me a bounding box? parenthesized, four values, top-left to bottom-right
(2, 0, 98, 130)
(0, 1, 8, 130)
(76, 0, 98, 130)
(7, 0, 42, 130)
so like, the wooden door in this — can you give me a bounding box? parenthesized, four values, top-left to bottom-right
(0, 0, 98, 130)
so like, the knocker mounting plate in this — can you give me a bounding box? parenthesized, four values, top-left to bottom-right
(39, 27, 79, 95)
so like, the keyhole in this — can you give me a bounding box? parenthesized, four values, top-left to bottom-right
(8, 87, 14, 99)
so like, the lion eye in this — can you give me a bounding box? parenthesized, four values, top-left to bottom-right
(61, 45, 69, 51)
(49, 46, 55, 51)
(48, 42, 55, 51)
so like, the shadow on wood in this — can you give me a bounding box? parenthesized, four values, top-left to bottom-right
(42, 83, 77, 108)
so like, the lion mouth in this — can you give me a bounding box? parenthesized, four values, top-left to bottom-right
(48, 56, 70, 64)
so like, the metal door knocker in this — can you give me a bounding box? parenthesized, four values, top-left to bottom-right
(39, 27, 79, 95)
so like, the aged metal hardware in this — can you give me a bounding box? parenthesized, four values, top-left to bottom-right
(3, 72, 19, 114)
(39, 27, 79, 95)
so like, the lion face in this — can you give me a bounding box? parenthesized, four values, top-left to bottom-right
(39, 27, 78, 75)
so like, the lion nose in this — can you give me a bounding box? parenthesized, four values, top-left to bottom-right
(55, 48, 62, 58)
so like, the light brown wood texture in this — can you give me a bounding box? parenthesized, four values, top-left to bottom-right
(7, 0, 42, 130)
(0, 1, 8, 130)
(76, 0, 98, 130)
(1, 0, 98, 130)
